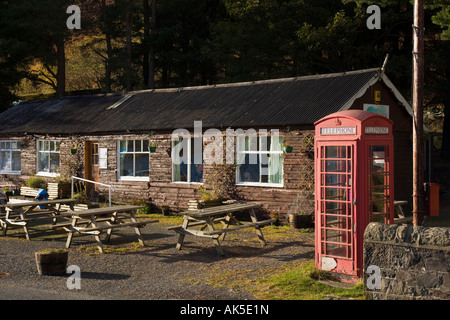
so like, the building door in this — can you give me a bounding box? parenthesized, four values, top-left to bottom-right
(85, 142, 100, 195)
(316, 142, 356, 276)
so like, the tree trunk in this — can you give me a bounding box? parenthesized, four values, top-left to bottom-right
(101, 0, 112, 93)
(148, 0, 156, 89)
(125, 1, 133, 92)
(143, 0, 150, 88)
(55, 38, 66, 98)
(412, 0, 425, 225)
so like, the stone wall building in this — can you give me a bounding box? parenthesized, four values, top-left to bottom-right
(0, 68, 413, 220)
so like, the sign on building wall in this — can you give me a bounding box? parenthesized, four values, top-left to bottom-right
(99, 148, 108, 169)
(364, 104, 389, 118)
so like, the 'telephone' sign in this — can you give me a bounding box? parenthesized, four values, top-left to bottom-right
(320, 127, 356, 135)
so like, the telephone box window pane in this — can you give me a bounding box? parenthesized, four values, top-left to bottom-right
(326, 243, 347, 258)
(326, 160, 346, 172)
(372, 201, 386, 214)
(372, 159, 386, 172)
(325, 202, 346, 214)
(325, 188, 347, 201)
(325, 146, 346, 158)
(325, 174, 347, 187)
(371, 145, 385, 157)
(372, 173, 387, 187)
(325, 216, 351, 229)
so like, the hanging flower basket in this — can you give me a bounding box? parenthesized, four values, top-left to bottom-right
(283, 146, 293, 153)
(148, 146, 157, 153)
(70, 148, 77, 155)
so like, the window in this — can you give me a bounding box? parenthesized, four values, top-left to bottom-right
(118, 140, 149, 181)
(172, 137, 203, 183)
(236, 135, 283, 186)
(0, 141, 21, 174)
(37, 140, 60, 176)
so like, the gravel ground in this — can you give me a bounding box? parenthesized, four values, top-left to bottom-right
(0, 220, 315, 300)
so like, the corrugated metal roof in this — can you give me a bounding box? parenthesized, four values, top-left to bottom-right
(0, 68, 381, 135)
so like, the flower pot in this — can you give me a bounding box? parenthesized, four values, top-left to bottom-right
(201, 199, 223, 208)
(70, 148, 77, 155)
(283, 146, 293, 153)
(148, 146, 157, 153)
(295, 214, 313, 228)
(35, 250, 68, 276)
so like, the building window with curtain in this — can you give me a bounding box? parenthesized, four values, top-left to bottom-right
(236, 134, 283, 186)
(118, 140, 150, 181)
(0, 141, 21, 174)
(172, 137, 203, 183)
(37, 140, 60, 176)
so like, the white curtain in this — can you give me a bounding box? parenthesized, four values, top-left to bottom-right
(268, 136, 282, 184)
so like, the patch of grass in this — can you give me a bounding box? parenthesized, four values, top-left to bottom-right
(138, 213, 184, 225)
(37, 248, 67, 254)
(262, 225, 313, 240)
(255, 260, 364, 300)
(182, 259, 364, 300)
(75, 242, 143, 255)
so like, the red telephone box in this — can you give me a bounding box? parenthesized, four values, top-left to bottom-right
(314, 110, 394, 281)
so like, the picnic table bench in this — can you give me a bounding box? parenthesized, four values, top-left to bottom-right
(393, 200, 414, 224)
(168, 203, 274, 256)
(0, 199, 78, 240)
(52, 205, 158, 253)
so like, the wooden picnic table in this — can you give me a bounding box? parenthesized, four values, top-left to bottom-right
(52, 205, 158, 253)
(168, 203, 274, 256)
(393, 200, 413, 224)
(0, 199, 78, 240)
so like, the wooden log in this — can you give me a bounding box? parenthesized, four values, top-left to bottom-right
(202, 219, 274, 235)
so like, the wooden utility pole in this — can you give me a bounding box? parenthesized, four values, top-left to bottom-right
(412, 0, 425, 226)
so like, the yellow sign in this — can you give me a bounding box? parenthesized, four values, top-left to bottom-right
(374, 90, 381, 103)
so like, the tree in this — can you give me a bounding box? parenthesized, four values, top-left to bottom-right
(0, 0, 73, 99)
(153, 0, 226, 87)
(427, 0, 450, 159)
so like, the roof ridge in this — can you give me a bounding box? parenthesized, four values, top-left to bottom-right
(129, 68, 381, 95)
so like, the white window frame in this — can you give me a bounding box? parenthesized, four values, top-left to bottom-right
(36, 139, 60, 177)
(171, 137, 203, 184)
(0, 140, 21, 174)
(235, 135, 284, 188)
(117, 140, 150, 182)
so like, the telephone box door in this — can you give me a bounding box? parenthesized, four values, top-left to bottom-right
(316, 142, 356, 277)
(366, 143, 394, 224)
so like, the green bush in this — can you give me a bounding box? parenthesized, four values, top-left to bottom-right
(26, 176, 47, 189)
